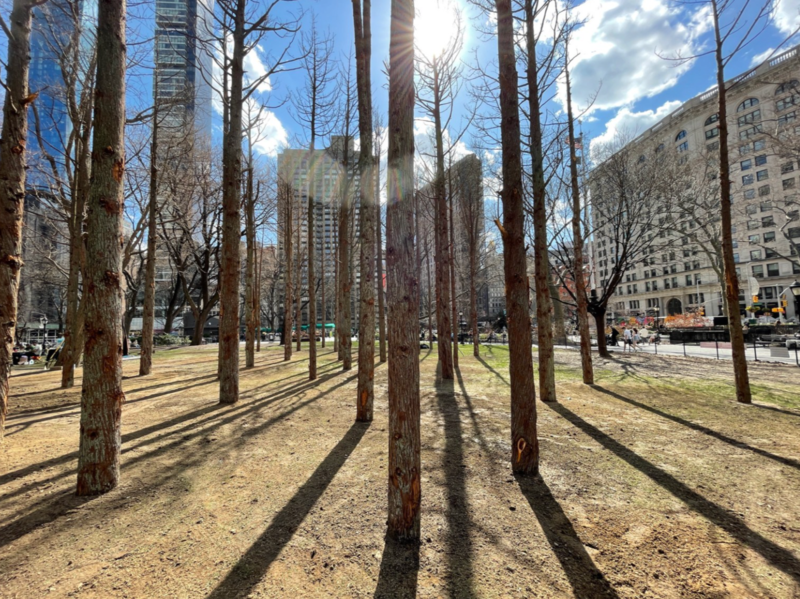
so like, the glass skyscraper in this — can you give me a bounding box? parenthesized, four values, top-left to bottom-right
(154, 0, 213, 139)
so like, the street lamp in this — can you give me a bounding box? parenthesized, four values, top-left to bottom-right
(790, 281, 800, 321)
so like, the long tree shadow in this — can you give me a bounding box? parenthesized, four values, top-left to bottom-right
(475, 355, 510, 387)
(750, 402, 800, 419)
(545, 402, 800, 584)
(0, 371, 362, 551)
(206, 421, 370, 598)
(516, 474, 619, 598)
(592, 385, 800, 471)
(374, 535, 420, 599)
(435, 374, 476, 598)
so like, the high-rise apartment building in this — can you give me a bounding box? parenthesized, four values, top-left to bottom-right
(277, 137, 362, 327)
(591, 45, 800, 322)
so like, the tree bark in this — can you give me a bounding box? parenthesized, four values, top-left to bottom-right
(295, 200, 302, 353)
(0, 0, 37, 438)
(449, 168, 458, 370)
(76, 0, 127, 494)
(496, 0, 539, 474)
(524, 0, 555, 403)
(386, 0, 421, 540)
(218, 0, 245, 404)
(711, 0, 751, 404)
(308, 185, 317, 380)
(377, 159, 386, 363)
(139, 98, 159, 377)
(333, 208, 339, 354)
(470, 233, 479, 358)
(338, 162, 352, 369)
(282, 179, 293, 361)
(564, 44, 593, 384)
(245, 148, 256, 369)
(354, 0, 375, 421)
(592, 307, 608, 358)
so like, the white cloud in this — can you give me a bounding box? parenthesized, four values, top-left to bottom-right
(567, 0, 711, 114)
(774, 0, 800, 35)
(750, 47, 776, 67)
(246, 99, 288, 158)
(591, 99, 683, 153)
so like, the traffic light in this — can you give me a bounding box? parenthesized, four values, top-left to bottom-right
(752, 295, 759, 303)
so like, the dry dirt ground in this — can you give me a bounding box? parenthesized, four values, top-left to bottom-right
(1, 343, 799, 598)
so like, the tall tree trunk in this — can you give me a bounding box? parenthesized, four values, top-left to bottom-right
(283, 181, 293, 361)
(524, 0, 555, 403)
(321, 210, 326, 349)
(550, 279, 566, 343)
(495, 0, 539, 474)
(470, 231, 479, 357)
(61, 128, 91, 387)
(0, 0, 36, 439)
(354, 0, 375, 421)
(245, 150, 256, 368)
(140, 99, 159, 376)
(338, 176, 352, 369)
(711, 0, 751, 404)
(592, 307, 608, 358)
(377, 159, 386, 363)
(433, 81, 453, 380)
(218, 0, 245, 404)
(76, 0, 127, 494)
(449, 168, 458, 370)
(564, 44, 593, 384)
(386, 0, 421, 540)
(308, 185, 317, 380)
(256, 239, 262, 352)
(426, 230, 433, 343)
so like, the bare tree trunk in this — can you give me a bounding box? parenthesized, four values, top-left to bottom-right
(550, 279, 566, 343)
(564, 43, 593, 384)
(76, 0, 126, 493)
(496, 0, 539, 474)
(0, 0, 37, 439)
(377, 159, 386, 363)
(308, 187, 317, 379)
(245, 154, 256, 369)
(218, 0, 245, 404)
(139, 99, 159, 376)
(386, 0, 421, 540)
(321, 214, 326, 349)
(283, 180, 293, 361)
(449, 169, 458, 370)
(426, 230, 433, 343)
(711, 0, 751, 404)
(338, 180, 352, 369)
(61, 130, 91, 387)
(354, 0, 375, 421)
(256, 236, 262, 352)
(433, 89, 453, 380)
(592, 308, 608, 358)
(524, 0, 555, 403)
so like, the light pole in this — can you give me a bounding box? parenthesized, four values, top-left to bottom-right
(790, 281, 800, 322)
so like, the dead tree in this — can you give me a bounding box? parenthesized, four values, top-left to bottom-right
(353, 0, 376, 420)
(0, 0, 42, 439)
(386, 0, 421, 540)
(75, 0, 126, 495)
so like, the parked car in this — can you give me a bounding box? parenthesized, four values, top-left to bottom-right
(786, 333, 800, 350)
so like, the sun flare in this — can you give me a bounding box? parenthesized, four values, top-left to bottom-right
(416, 0, 464, 60)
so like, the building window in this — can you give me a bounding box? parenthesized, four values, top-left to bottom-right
(748, 220, 760, 230)
(672, 277, 679, 288)
(752, 264, 764, 278)
(765, 247, 778, 258)
(738, 97, 759, 111)
(664, 278, 671, 289)
(742, 174, 754, 185)
(760, 201, 772, 212)
(767, 263, 780, 277)
(784, 178, 796, 190)
(776, 80, 799, 95)
(734, 253, 740, 263)
(755, 154, 767, 166)
(750, 250, 762, 260)
(746, 204, 758, 214)
(764, 231, 776, 242)
(739, 124, 763, 139)
(789, 227, 800, 238)
(759, 185, 771, 196)
(705, 127, 719, 139)
(738, 109, 761, 127)
(756, 169, 769, 181)
(762, 215, 776, 227)
(645, 282, 651, 292)
(741, 159, 752, 171)
(704, 113, 719, 126)
(754, 139, 766, 151)
(781, 162, 795, 174)
(652, 281, 658, 291)
(707, 141, 719, 152)
(675, 130, 687, 141)
(686, 274, 693, 286)
(677, 141, 689, 152)
(744, 188, 756, 199)
(777, 94, 799, 111)
(778, 111, 797, 125)
(749, 234, 760, 244)
(739, 144, 751, 156)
